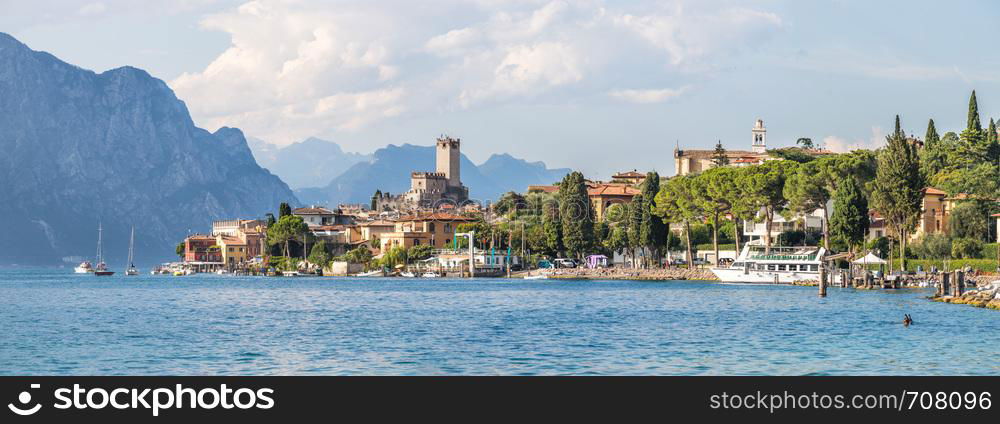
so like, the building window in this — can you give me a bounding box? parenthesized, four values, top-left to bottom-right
(414, 239, 421, 246)
(428, 223, 435, 232)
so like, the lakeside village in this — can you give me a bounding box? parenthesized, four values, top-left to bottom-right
(91, 91, 1000, 309)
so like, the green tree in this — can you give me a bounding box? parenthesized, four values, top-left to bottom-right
(871, 115, 924, 271)
(640, 172, 666, 265)
(279, 202, 293, 218)
(343, 246, 373, 265)
(307, 241, 331, 267)
(604, 225, 629, 259)
(784, 161, 832, 249)
(920, 119, 949, 178)
(949, 202, 990, 241)
(559, 172, 594, 258)
(176, 242, 186, 259)
(698, 167, 738, 265)
(952, 237, 984, 259)
(654, 175, 705, 269)
(740, 160, 796, 253)
(495, 191, 527, 216)
(408, 244, 434, 261)
(542, 199, 563, 256)
(627, 194, 647, 268)
(268, 215, 309, 259)
(265, 213, 276, 228)
(828, 176, 869, 253)
(796, 137, 814, 149)
(711, 141, 730, 167)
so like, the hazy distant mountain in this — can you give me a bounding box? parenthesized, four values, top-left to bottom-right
(0, 32, 297, 265)
(249, 137, 370, 189)
(296, 144, 570, 207)
(478, 153, 570, 191)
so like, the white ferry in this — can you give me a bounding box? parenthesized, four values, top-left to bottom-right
(711, 244, 827, 284)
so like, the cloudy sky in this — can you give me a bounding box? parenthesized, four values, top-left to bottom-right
(3, 0, 1000, 177)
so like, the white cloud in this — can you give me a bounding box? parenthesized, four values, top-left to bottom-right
(170, 0, 783, 145)
(822, 126, 886, 153)
(609, 86, 689, 104)
(78, 2, 107, 16)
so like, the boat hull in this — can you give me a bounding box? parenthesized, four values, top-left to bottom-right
(94, 271, 115, 276)
(74, 267, 92, 274)
(711, 267, 820, 284)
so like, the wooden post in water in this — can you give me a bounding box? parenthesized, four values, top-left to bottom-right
(818, 265, 827, 297)
(938, 273, 949, 297)
(956, 271, 965, 296)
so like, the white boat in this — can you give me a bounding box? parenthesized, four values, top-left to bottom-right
(420, 272, 441, 278)
(215, 269, 230, 275)
(711, 244, 827, 284)
(400, 271, 416, 278)
(74, 261, 94, 273)
(281, 271, 300, 277)
(524, 274, 549, 280)
(93, 223, 114, 276)
(124, 226, 138, 276)
(355, 270, 384, 277)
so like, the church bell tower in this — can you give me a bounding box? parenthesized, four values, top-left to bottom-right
(751, 119, 767, 154)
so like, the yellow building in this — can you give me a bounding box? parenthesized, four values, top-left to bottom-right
(217, 235, 248, 267)
(379, 213, 476, 252)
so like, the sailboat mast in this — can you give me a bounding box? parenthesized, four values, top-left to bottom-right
(128, 226, 135, 266)
(96, 222, 103, 264)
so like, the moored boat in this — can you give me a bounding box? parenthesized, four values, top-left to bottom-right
(711, 244, 826, 284)
(124, 226, 138, 276)
(93, 223, 115, 276)
(420, 272, 441, 278)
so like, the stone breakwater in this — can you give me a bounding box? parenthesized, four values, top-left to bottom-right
(540, 267, 718, 281)
(932, 280, 1000, 310)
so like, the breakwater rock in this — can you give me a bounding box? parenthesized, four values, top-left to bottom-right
(932, 280, 1000, 310)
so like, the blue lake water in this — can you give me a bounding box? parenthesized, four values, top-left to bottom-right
(1, 269, 998, 375)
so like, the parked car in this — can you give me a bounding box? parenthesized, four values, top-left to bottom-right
(554, 258, 577, 268)
(669, 258, 687, 266)
(692, 258, 709, 266)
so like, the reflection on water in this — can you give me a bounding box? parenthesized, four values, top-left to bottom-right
(1, 269, 998, 375)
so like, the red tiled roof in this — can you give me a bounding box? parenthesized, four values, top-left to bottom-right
(924, 187, 947, 196)
(293, 206, 337, 215)
(588, 183, 641, 197)
(527, 185, 560, 193)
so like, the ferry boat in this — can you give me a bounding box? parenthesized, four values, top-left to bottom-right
(711, 244, 826, 284)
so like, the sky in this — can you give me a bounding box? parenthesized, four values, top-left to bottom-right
(3, 0, 1000, 178)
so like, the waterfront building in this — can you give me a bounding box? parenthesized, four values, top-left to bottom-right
(743, 205, 827, 244)
(217, 235, 248, 266)
(911, 187, 950, 239)
(183, 234, 221, 264)
(379, 212, 476, 252)
(588, 183, 641, 221)
(292, 206, 354, 228)
(211, 219, 267, 259)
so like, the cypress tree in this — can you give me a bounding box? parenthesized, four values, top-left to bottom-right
(559, 172, 593, 258)
(829, 176, 870, 253)
(960, 90, 986, 160)
(924, 119, 939, 149)
(987, 118, 1000, 164)
(279, 202, 292, 218)
(641, 171, 666, 265)
(542, 199, 562, 256)
(968, 90, 982, 133)
(871, 115, 924, 271)
(711, 141, 730, 167)
(627, 194, 645, 268)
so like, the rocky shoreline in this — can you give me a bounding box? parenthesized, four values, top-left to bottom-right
(932, 280, 1000, 310)
(529, 267, 718, 281)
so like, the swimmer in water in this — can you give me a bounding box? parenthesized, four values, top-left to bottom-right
(903, 314, 913, 326)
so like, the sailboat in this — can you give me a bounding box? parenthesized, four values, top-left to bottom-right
(125, 226, 138, 276)
(94, 223, 115, 276)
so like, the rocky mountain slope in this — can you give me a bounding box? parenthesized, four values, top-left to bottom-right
(249, 137, 370, 190)
(0, 33, 297, 265)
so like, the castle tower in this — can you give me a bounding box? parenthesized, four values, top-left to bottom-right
(751, 119, 767, 154)
(436, 136, 461, 187)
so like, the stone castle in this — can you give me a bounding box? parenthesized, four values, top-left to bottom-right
(373, 136, 470, 211)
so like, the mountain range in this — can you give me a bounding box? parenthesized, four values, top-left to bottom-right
(249, 137, 371, 190)
(0, 33, 297, 266)
(293, 144, 571, 207)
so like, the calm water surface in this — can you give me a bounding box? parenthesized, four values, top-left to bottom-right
(1, 269, 997, 375)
